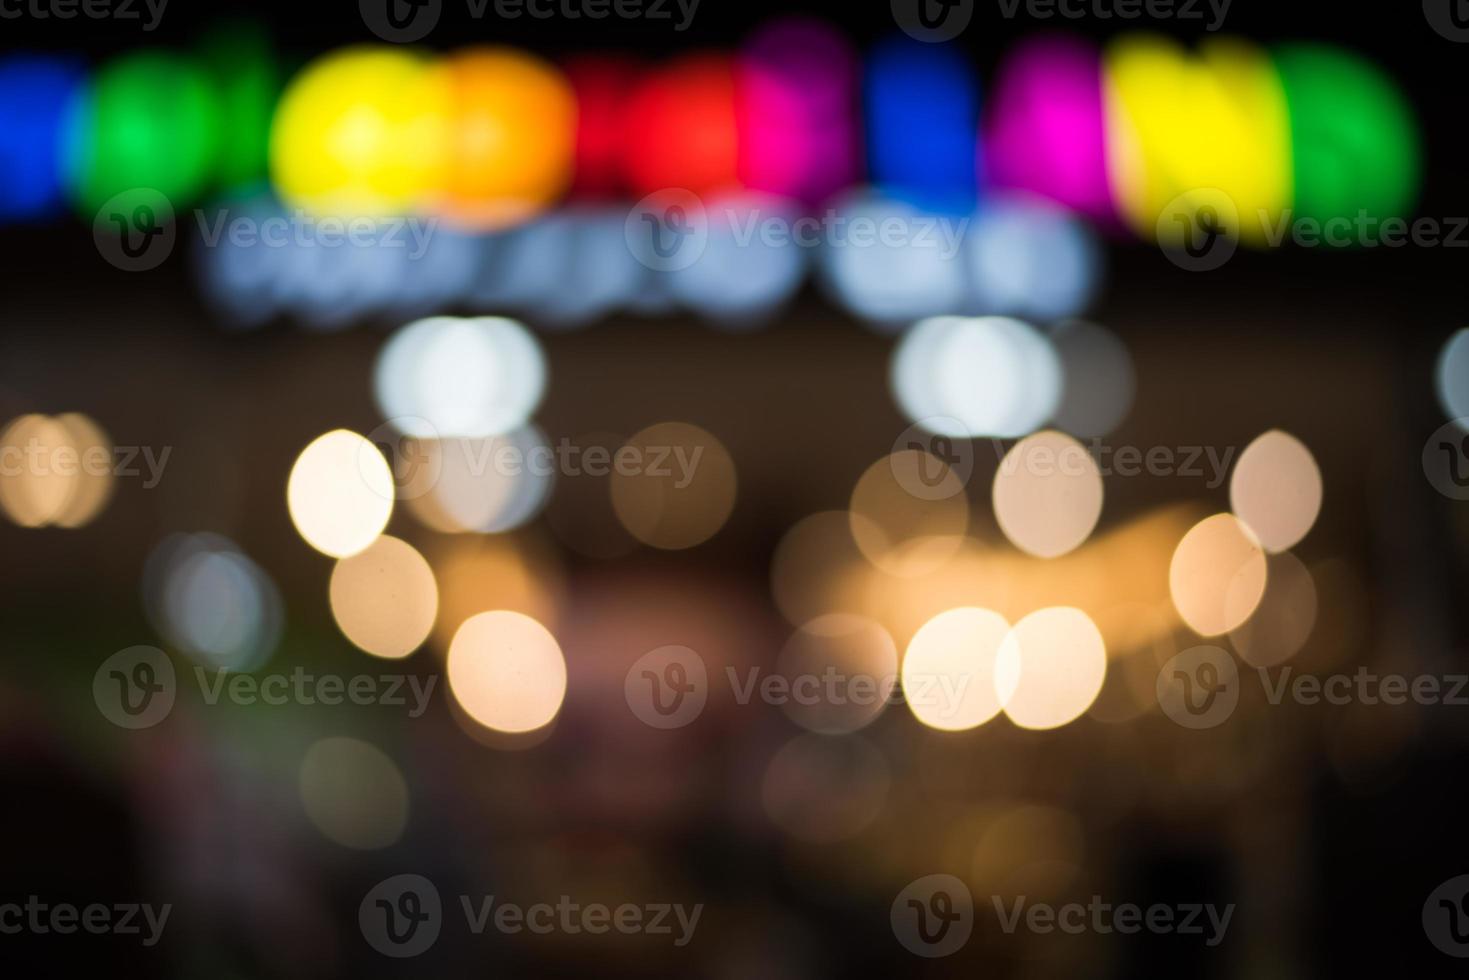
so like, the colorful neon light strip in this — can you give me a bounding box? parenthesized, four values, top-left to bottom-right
(0, 18, 1420, 244)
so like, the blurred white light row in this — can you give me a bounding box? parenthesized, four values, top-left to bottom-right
(892, 316, 1133, 440)
(193, 193, 1099, 330)
(374, 316, 546, 439)
(819, 192, 1100, 329)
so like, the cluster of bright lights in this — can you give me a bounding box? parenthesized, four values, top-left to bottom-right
(371, 315, 552, 537)
(1168, 430, 1322, 638)
(0, 26, 277, 218)
(277, 312, 743, 743)
(0, 22, 1417, 252)
(281, 316, 568, 738)
(774, 333, 1324, 735)
(27, 20, 1355, 778)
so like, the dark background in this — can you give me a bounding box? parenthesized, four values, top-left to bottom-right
(4, 2, 1469, 977)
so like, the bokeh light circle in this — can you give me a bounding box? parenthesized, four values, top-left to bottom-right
(287, 429, 394, 558)
(329, 535, 438, 659)
(995, 606, 1107, 730)
(298, 736, 409, 850)
(1229, 429, 1322, 553)
(447, 610, 567, 734)
(992, 430, 1104, 559)
(1169, 513, 1269, 636)
(902, 607, 1011, 731)
(610, 422, 737, 550)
